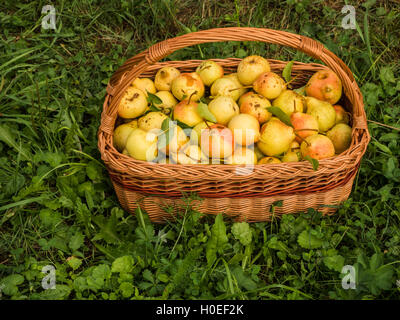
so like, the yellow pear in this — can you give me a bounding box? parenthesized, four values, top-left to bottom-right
(196, 60, 224, 86)
(282, 151, 300, 162)
(208, 96, 239, 125)
(160, 125, 189, 155)
(254, 145, 265, 160)
(253, 72, 286, 100)
(125, 128, 158, 161)
(305, 96, 336, 132)
(172, 144, 208, 164)
(210, 77, 241, 101)
(154, 66, 181, 91)
(228, 114, 260, 146)
(138, 112, 168, 132)
(326, 123, 352, 154)
(225, 147, 258, 165)
(257, 118, 295, 156)
(131, 78, 156, 96)
(173, 100, 203, 127)
(333, 105, 350, 125)
(200, 124, 234, 159)
(239, 92, 272, 124)
(272, 90, 304, 116)
(237, 55, 271, 85)
(258, 156, 281, 164)
(171, 72, 205, 101)
(224, 73, 247, 97)
(190, 121, 215, 145)
(113, 120, 138, 152)
(300, 134, 335, 160)
(118, 87, 148, 119)
(154, 91, 178, 115)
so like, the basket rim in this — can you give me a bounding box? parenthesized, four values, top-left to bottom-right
(97, 27, 370, 186)
(98, 60, 368, 180)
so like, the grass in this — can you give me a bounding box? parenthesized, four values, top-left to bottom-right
(1, 0, 400, 300)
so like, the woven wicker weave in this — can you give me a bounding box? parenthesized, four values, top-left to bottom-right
(97, 27, 370, 223)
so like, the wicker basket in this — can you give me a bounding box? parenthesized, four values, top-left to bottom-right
(98, 27, 370, 223)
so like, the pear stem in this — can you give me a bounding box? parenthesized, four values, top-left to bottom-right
(285, 74, 301, 87)
(228, 85, 252, 92)
(294, 128, 319, 133)
(294, 133, 310, 146)
(187, 91, 197, 105)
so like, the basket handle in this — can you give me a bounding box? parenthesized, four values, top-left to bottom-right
(103, 27, 368, 134)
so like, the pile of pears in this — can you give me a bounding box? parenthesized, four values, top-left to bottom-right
(113, 55, 352, 166)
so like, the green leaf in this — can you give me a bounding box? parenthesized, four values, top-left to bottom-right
(323, 252, 345, 272)
(356, 257, 395, 295)
(268, 236, 292, 255)
(69, 231, 85, 251)
(157, 273, 169, 283)
(67, 256, 82, 271)
(369, 253, 383, 271)
(149, 104, 161, 112)
(197, 101, 217, 123)
(373, 141, 392, 154)
(174, 119, 193, 129)
(146, 91, 162, 105)
(0, 274, 24, 296)
(92, 213, 120, 244)
(379, 67, 396, 85)
(206, 214, 228, 266)
(5, 172, 25, 195)
(267, 106, 293, 127)
(304, 155, 319, 171)
(282, 61, 294, 83)
(48, 237, 69, 252)
(231, 266, 258, 291)
(119, 282, 134, 298)
(297, 229, 324, 249)
(32, 285, 71, 300)
(231, 222, 252, 246)
(362, 0, 376, 9)
(0, 125, 31, 160)
(143, 269, 154, 283)
(294, 85, 306, 96)
(35, 151, 64, 168)
(39, 209, 61, 228)
(86, 161, 103, 181)
(111, 255, 134, 273)
(373, 265, 394, 291)
(92, 264, 111, 280)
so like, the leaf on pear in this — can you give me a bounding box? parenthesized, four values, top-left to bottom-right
(282, 61, 294, 83)
(174, 119, 192, 129)
(304, 155, 319, 171)
(149, 105, 161, 112)
(197, 101, 217, 123)
(146, 91, 162, 105)
(294, 85, 307, 96)
(267, 106, 293, 127)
